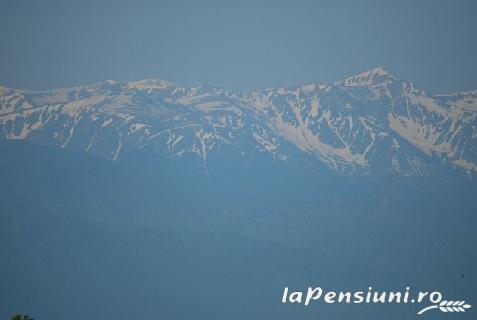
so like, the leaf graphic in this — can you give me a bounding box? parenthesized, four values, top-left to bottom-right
(436, 301, 471, 313)
(418, 299, 471, 314)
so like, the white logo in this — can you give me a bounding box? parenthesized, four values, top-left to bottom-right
(281, 286, 472, 316)
(417, 300, 471, 315)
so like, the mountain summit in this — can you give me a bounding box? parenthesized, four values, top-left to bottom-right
(336, 67, 399, 87)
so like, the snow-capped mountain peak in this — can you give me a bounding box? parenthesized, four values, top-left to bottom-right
(127, 79, 176, 90)
(336, 66, 398, 87)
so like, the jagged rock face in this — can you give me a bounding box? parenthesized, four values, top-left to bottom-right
(0, 67, 476, 176)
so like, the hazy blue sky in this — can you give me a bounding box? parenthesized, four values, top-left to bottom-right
(1, 0, 476, 94)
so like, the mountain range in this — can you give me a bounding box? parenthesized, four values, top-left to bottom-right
(1, 67, 477, 320)
(1, 67, 476, 177)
